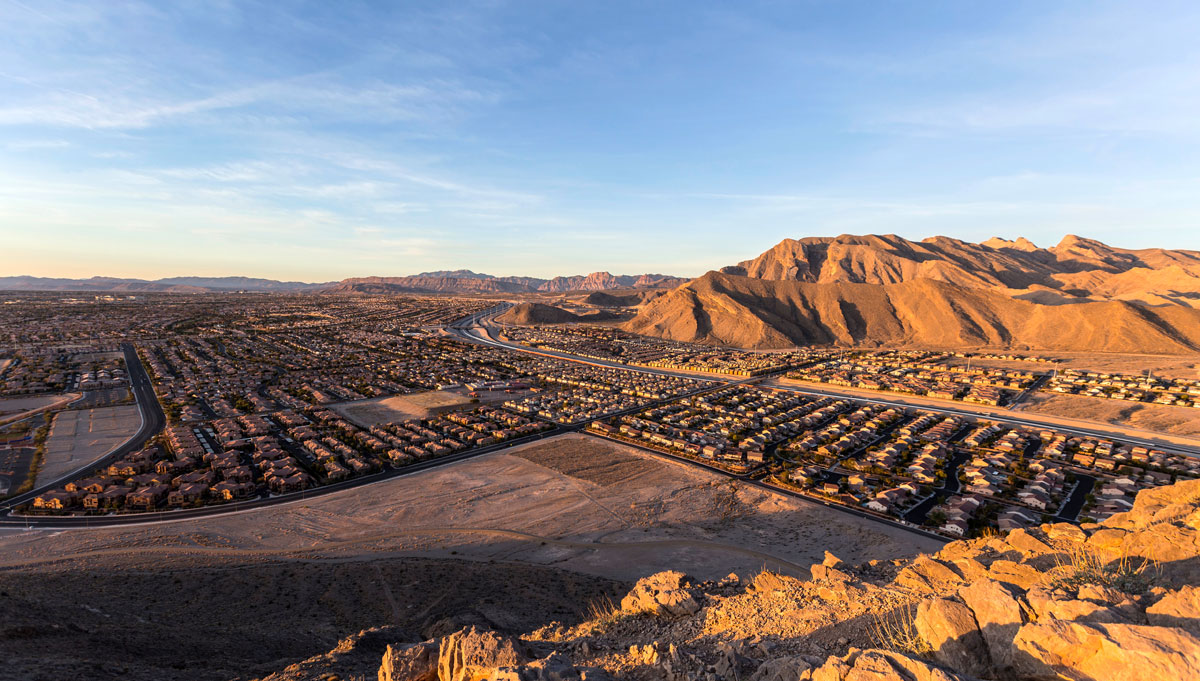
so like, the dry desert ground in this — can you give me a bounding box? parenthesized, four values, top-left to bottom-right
(38, 404, 140, 482)
(0, 434, 940, 681)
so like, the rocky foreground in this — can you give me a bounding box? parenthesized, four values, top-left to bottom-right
(262, 479, 1200, 681)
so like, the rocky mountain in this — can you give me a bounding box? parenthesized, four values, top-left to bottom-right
(327, 275, 538, 295)
(625, 271, 1200, 352)
(266, 477, 1200, 681)
(327, 271, 686, 295)
(537, 273, 687, 293)
(722, 234, 1200, 308)
(626, 234, 1200, 353)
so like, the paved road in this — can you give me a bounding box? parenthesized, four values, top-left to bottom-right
(0, 342, 165, 513)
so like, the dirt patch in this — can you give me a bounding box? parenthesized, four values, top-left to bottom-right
(1025, 392, 1200, 437)
(0, 555, 623, 681)
(332, 390, 472, 425)
(0, 394, 66, 416)
(510, 436, 661, 487)
(40, 404, 140, 482)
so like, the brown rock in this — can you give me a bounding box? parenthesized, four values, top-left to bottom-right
(894, 557, 965, 593)
(915, 598, 991, 678)
(1105, 478, 1200, 531)
(986, 560, 1041, 590)
(380, 642, 438, 681)
(1006, 528, 1053, 556)
(437, 626, 529, 681)
(958, 579, 1024, 670)
(1087, 528, 1129, 552)
(492, 653, 611, 681)
(1013, 619, 1200, 681)
(1034, 595, 1124, 624)
(810, 563, 852, 583)
(751, 570, 805, 594)
(1044, 523, 1087, 543)
(1147, 586, 1200, 635)
(822, 551, 845, 569)
(620, 571, 700, 617)
(751, 655, 812, 681)
(800, 648, 975, 681)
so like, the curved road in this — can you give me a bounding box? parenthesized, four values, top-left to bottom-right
(0, 342, 165, 513)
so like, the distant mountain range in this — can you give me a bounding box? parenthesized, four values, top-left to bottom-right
(626, 234, 1200, 353)
(0, 271, 685, 294)
(323, 271, 686, 294)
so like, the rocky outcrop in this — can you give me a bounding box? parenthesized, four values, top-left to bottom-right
(437, 627, 531, 681)
(915, 598, 992, 678)
(357, 478, 1200, 681)
(1147, 586, 1200, 635)
(619, 571, 700, 617)
(1012, 619, 1200, 680)
(801, 648, 976, 681)
(379, 642, 438, 681)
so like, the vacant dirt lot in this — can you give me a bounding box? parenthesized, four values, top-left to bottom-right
(40, 404, 139, 482)
(332, 390, 472, 425)
(1025, 392, 1200, 437)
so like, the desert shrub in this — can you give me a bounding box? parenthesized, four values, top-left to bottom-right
(582, 595, 630, 634)
(1050, 546, 1158, 594)
(869, 601, 931, 657)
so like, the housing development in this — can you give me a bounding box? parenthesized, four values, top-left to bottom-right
(3, 292, 1196, 543)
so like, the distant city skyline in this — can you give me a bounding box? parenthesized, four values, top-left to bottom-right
(3, 1, 1200, 281)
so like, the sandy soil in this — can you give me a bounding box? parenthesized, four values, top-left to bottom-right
(332, 390, 472, 425)
(0, 434, 940, 582)
(1041, 351, 1200, 380)
(1024, 392, 1200, 437)
(40, 404, 140, 482)
(0, 394, 65, 416)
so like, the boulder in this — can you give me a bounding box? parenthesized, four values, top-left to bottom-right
(958, 579, 1024, 670)
(1147, 586, 1200, 635)
(1043, 523, 1087, 543)
(380, 642, 438, 681)
(1006, 528, 1053, 556)
(620, 571, 700, 617)
(492, 653, 610, 681)
(1086, 528, 1129, 552)
(1105, 478, 1200, 531)
(1025, 587, 1127, 624)
(1013, 619, 1200, 681)
(799, 648, 976, 681)
(437, 626, 530, 681)
(751, 570, 805, 594)
(894, 557, 965, 593)
(750, 655, 811, 681)
(915, 598, 991, 678)
(822, 551, 845, 569)
(986, 560, 1041, 590)
(810, 563, 852, 583)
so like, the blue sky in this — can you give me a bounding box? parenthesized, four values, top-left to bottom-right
(2, 1, 1199, 281)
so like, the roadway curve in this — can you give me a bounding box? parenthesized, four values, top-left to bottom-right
(0, 342, 166, 513)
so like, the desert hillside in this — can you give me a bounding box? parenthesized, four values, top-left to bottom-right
(722, 234, 1200, 308)
(625, 271, 1200, 352)
(497, 302, 586, 325)
(264, 476, 1200, 681)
